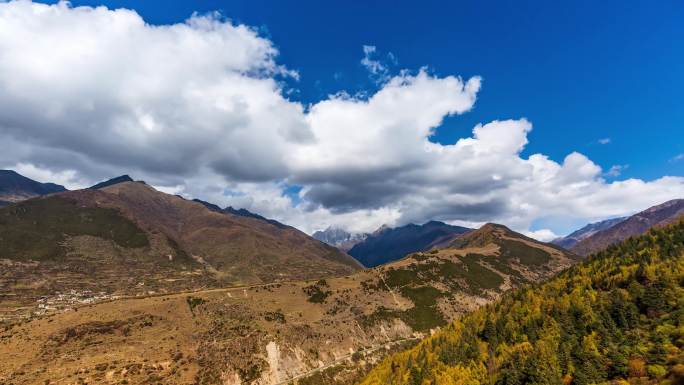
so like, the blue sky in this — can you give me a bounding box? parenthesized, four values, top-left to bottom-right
(40, 0, 684, 180)
(3, 1, 684, 237)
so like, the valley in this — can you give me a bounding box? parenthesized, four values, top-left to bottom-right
(0, 182, 578, 384)
(0, 170, 680, 385)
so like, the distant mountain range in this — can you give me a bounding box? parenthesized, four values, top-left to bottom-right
(312, 226, 368, 251)
(569, 198, 684, 255)
(551, 216, 626, 249)
(347, 221, 472, 267)
(0, 169, 66, 206)
(318, 196, 684, 264)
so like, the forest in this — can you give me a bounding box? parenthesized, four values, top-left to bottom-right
(359, 219, 684, 385)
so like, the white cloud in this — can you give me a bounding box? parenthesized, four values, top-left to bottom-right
(598, 138, 611, 145)
(12, 162, 88, 190)
(0, 0, 303, 183)
(360, 45, 392, 83)
(670, 153, 684, 163)
(1, 1, 683, 241)
(605, 164, 628, 177)
(524, 229, 558, 242)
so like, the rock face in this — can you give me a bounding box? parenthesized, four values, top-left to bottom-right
(312, 226, 368, 251)
(571, 199, 684, 255)
(551, 217, 626, 249)
(0, 169, 66, 204)
(348, 221, 472, 267)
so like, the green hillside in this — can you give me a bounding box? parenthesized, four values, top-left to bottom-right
(359, 218, 684, 385)
(0, 196, 149, 260)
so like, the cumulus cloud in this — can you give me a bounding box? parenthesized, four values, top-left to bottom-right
(524, 229, 558, 242)
(1, 1, 683, 240)
(0, 0, 304, 183)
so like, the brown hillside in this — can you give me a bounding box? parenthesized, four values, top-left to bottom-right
(0, 222, 579, 385)
(0, 181, 360, 322)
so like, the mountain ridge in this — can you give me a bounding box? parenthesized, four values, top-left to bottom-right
(312, 226, 368, 251)
(571, 198, 684, 255)
(551, 216, 626, 249)
(88, 174, 135, 189)
(348, 221, 472, 267)
(192, 198, 291, 229)
(0, 169, 67, 204)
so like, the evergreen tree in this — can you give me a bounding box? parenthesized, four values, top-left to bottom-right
(359, 219, 684, 385)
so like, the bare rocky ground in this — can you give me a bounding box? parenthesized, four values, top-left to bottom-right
(1, 275, 416, 385)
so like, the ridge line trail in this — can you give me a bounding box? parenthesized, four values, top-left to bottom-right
(379, 275, 402, 308)
(273, 336, 419, 385)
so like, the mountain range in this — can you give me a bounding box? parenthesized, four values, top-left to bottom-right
(5, 169, 682, 266)
(346, 221, 472, 267)
(551, 216, 626, 249)
(312, 226, 368, 251)
(570, 198, 684, 255)
(0, 169, 682, 385)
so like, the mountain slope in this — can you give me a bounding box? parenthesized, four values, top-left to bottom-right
(572, 199, 684, 255)
(0, 222, 579, 385)
(348, 221, 471, 267)
(552, 216, 626, 249)
(79, 181, 362, 278)
(349, 223, 578, 332)
(360, 216, 684, 385)
(313, 226, 368, 251)
(447, 223, 579, 279)
(0, 169, 66, 204)
(0, 181, 360, 320)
